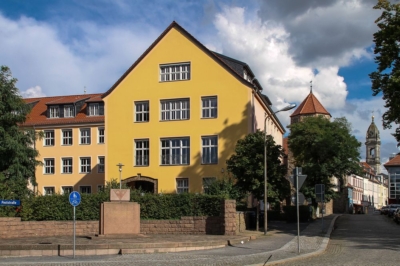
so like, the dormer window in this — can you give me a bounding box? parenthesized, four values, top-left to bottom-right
(88, 103, 99, 116)
(49, 106, 59, 118)
(64, 105, 74, 118)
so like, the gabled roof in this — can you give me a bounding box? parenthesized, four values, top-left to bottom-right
(290, 92, 331, 117)
(102, 21, 261, 99)
(384, 154, 400, 168)
(22, 93, 104, 127)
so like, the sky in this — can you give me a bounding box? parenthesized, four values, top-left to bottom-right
(0, 0, 399, 172)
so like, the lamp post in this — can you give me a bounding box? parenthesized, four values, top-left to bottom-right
(264, 103, 296, 235)
(117, 163, 124, 189)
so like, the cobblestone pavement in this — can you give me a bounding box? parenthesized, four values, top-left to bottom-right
(282, 210, 400, 266)
(0, 216, 334, 266)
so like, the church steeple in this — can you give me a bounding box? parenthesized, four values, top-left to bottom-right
(290, 89, 331, 124)
(365, 114, 381, 174)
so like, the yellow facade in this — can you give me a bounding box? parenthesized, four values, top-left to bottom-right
(103, 24, 285, 193)
(34, 124, 105, 195)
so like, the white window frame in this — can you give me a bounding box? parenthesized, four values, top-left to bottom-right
(44, 130, 55, 146)
(80, 128, 91, 144)
(61, 186, 73, 195)
(44, 158, 55, 174)
(64, 105, 74, 118)
(49, 106, 59, 118)
(135, 101, 150, 122)
(80, 186, 92, 194)
(88, 103, 99, 116)
(44, 187, 55, 195)
(62, 157, 73, 174)
(201, 96, 217, 118)
(135, 139, 149, 166)
(176, 178, 189, 194)
(202, 177, 216, 194)
(98, 127, 105, 144)
(201, 136, 218, 164)
(161, 138, 190, 165)
(62, 129, 73, 146)
(98, 156, 105, 173)
(160, 63, 190, 82)
(80, 157, 91, 173)
(161, 99, 190, 121)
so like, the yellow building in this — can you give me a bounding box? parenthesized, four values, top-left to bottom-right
(102, 21, 286, 194)
(21, 22, 287, 194)
(22, 94, 105, 195)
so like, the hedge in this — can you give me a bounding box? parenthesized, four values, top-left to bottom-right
(10, 192, 225, 221)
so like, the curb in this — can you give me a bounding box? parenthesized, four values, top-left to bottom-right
(247, 214, 341, 266)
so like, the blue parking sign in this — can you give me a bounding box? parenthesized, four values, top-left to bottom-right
(69, 191, 81, 207)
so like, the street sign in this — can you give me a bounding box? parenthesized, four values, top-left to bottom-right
(0, 200, 20, 206)
(289, 167, 307, 189)
(69, 191, 81, 207)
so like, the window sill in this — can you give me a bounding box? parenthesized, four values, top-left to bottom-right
(159, 119, 190, 122)
(201, 117, 218, 119)
(134, 165, 149, 167)
(134, 121, 150, 123)
(201, 163, 218, 165)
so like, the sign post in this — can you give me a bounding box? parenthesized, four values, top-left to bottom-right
(290, 167, 307, 254)
(69, 191, 81, 258)
(315, 184, 325, 232)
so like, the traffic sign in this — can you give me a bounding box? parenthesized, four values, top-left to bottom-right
(315, 184, 325, 203)
(69, 191, 81, 207)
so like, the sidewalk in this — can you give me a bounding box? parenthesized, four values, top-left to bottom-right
(0, 214, 339, 265)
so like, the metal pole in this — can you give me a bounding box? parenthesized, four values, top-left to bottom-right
(322, 203, 324, 233)
(264, 113, 268, 235)
(73, 205, 76, 259)
(119, 168, 122, 189)
(296, 168, 300, 254)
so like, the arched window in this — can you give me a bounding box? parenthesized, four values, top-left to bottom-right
(370, 148, 375, 157)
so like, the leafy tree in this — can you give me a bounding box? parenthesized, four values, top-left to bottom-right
(288, 116, 362, 203)
(226, 130, 289, 205)
(0, 66, 41, 200)
(370, 0, 400, 145)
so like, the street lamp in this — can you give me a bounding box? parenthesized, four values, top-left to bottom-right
(117, 163, 124, 189)
(264, 103, 296, 235)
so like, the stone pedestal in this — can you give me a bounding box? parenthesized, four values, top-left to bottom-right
(99, 202, 140, 235)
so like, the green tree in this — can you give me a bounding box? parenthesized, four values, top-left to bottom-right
(288, 116, 362, 203)
(226, 130, 289, 205)
(0, 66, 41, 200)
(370, 0, 400, 145)
(204, 176, 243, 200)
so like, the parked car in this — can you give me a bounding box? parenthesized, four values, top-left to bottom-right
(380, 206, 389, 215)
(387, 204, 400, 217)
(393, 208, 400, 224)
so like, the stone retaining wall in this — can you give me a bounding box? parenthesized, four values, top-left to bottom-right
(0, 200, 237, 238)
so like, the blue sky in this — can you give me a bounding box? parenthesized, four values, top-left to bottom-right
(0, 0, 398, 170)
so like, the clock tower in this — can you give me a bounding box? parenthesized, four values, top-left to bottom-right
(365, 115, 381, 174)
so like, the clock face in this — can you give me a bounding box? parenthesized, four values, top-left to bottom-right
(369, 131, 374, 137)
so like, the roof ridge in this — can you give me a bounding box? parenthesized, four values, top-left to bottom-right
(23, 93, 103, 101)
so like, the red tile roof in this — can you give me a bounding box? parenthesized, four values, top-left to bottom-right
(22, 93, 104, 127)
(384, 154, 400, 167)
(290, 92, 331, 117)
(361, 162, 376, 175)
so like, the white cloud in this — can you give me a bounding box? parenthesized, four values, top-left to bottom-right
(20, 86, 46, 98)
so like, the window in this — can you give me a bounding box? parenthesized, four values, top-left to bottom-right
(80, 186, 92, 194)
(64, 105, 74, 117)
(44, 159, 55, 174)
(62, 158, 73, 174)
(44, 187, 55, 195)
(62, 129, 73, 145)
(160, 63, 190, 82)
(88, 103, 99, 116)
(176, 178, 189, 194)
(203, 177, 216, 194)
(98, 156, 105, 173)
(80, 128, 91, 144)
(135, 101, 149, 122)
(44, 130, 55, 146)
(202, 97, 217, 118)
(202, 136, 218, 164)
(161, 138, 190, 165)
(98, 128, 105, 144)
(135, 139, 149, 166)
(161, 99, 190, 121)
(62, 186, 73, 195)
(80, 157, 91, 173)
(49, 106, 59, 118)
(97, 185, 104, 192)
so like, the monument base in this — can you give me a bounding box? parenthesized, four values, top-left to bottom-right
(99, 202, 140, 235)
